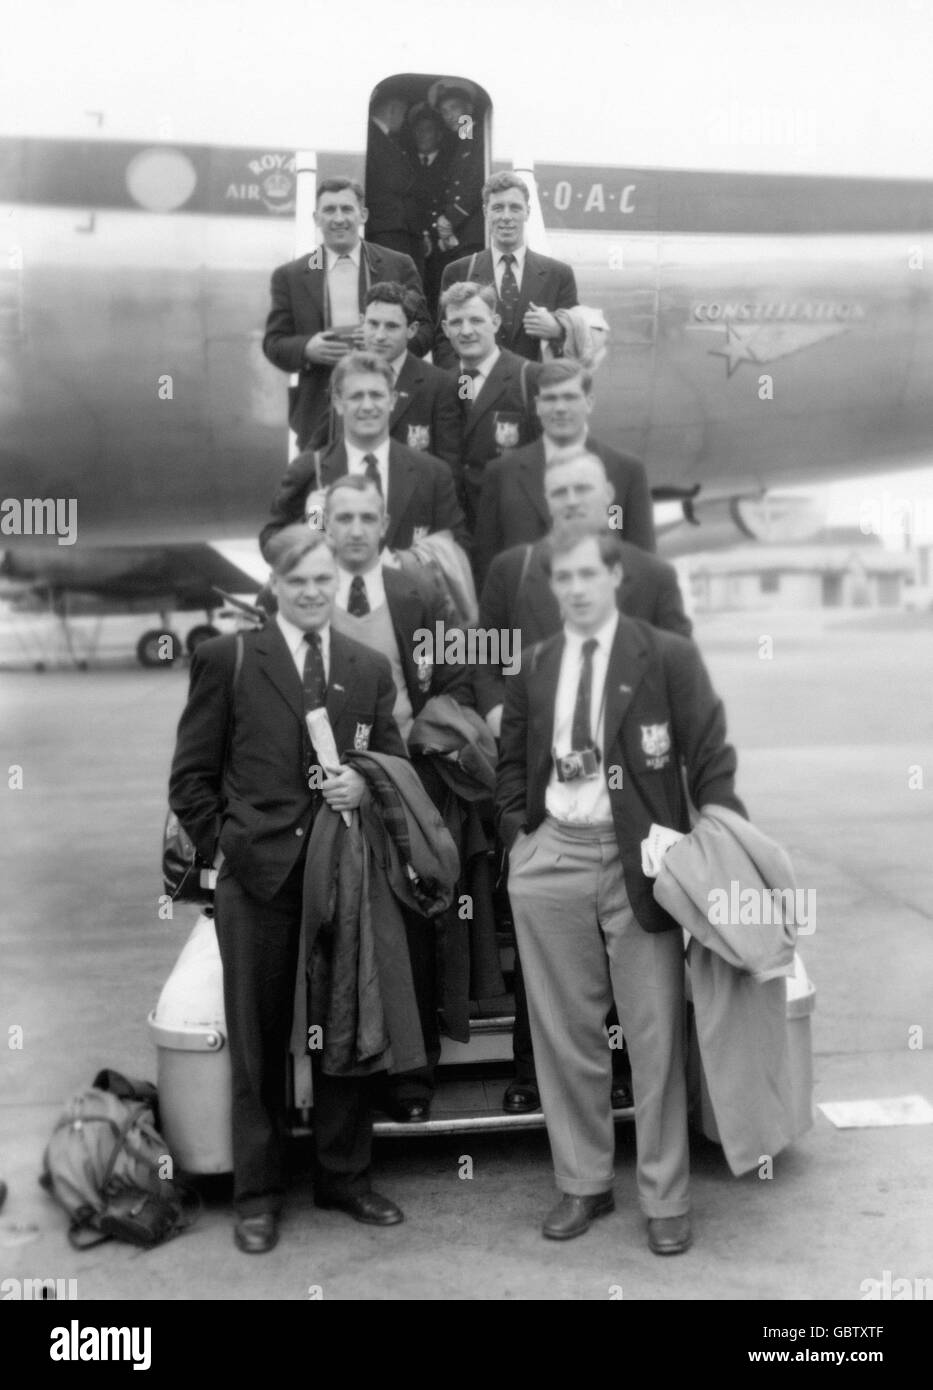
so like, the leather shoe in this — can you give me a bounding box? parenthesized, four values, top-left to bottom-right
(383, 1096, 431, 1123)
(316, 1190, 404, 1226)
(610, 1079, 634, 1109)
(503, 1080, 541, 1114)
(234, 1212, 279, 1254)
(542, 1191, 614, 1240)
(647, 1214, 692, 1255)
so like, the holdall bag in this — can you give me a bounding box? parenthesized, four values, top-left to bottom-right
(162, 631, 244, 903)
(40, 1069, 199, 1250)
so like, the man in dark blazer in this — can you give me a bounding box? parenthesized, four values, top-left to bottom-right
(473, 359, 656, 585)
(477, 450, 690, 1115)
(359, 281, 461, 472)
(434, 172, 578, 369)
(365, 89, 422, 267)
(261, 176, 432, 450)
(325, 474, 474, 1121)
(168, 526, 410, 1254)
(259, 351, 468, 556)
(496, 529, 744, 1251)
(475, 451, 690, 731)
(439, 280, 541, 531)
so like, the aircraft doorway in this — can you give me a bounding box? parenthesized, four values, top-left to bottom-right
(365, 74, 491, 315)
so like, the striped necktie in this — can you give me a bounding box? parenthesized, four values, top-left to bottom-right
(302, 630, 326, 711)
(498, 253, 520, 336)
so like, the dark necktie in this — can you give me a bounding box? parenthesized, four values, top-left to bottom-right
(420, 154, 430, 166)
(460, 365, 480, 413)
(348, 574, 370, 617)
(362, 452, 382, 494)
(571, 638, 599, 749)
(302, 630, 326, 711)
(498, 253, 520, 336)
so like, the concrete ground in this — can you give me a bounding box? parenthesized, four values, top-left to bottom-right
(1, 606, 931, 1300)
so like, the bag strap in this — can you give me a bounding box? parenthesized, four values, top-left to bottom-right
(233, 630, 244, 687)
(518, 543, 534, 594)
(519, 359, 530, 412)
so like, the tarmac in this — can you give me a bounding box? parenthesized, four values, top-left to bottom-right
(2, 605, 932, 1301)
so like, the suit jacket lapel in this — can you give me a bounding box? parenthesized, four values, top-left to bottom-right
(513, 250, 546, 335)
(391, 354, 419, 428)
(529, 635, 563, 785)
(255, 620, 305, 724)
(326, 630, 353, 735)
(521, 544, 560, 635)
(384, 572, 422, 693)
(463, 352, 514, 439)
(516, 440, 550, 528)
(603, 619, 649, 754)
(300, 259, 326, 330)
(318, 440, 349, 486)
(385, 442, 417, 546)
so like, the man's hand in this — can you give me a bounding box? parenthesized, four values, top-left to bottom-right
(303, 331, 352, 366)
(321, 766, 366, 811)
(523, 303, 561, 340)
(484, 705, 503, 739)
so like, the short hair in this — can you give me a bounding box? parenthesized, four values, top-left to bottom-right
(364, 280, 423, 325)
(330, 351, 395, 397)
(371, 88, 406, 119)
(440, 280, 498, 316)
(324, 474, 386, 515)
(315, 176, 366, 208)
(265, 524, 335, 576)
(543, 449, 608, 480)
(537, 358, 594, 396)
(540, 528, 624, 577)
(409, 104, 445, 136)
(482, 172, 530, 208)
(437, 86, 474, 111)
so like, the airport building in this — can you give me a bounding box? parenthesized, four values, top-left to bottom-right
(687, 528, 916, 613)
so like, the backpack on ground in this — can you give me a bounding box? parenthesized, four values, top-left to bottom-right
(40, 1069, 199, 1249)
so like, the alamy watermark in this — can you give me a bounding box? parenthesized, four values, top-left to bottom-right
(707, 882, 816, 935)
(0, 497, 78, 546)
(412, 623, 522, 677)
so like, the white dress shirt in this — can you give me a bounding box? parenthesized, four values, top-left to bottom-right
(545, 610, 619, 824)
(544, 431, 588, 463)
(345, 437, 391, 499)
(493, 243, 526, 294)
(335, 560, 386, 612)
(276, 613, 331, 682)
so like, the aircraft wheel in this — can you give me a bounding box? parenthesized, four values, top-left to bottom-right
(137, 629, 181, 668)
(185, 623, 220, 654)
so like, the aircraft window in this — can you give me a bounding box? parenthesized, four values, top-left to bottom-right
(365, 74, 490, 315)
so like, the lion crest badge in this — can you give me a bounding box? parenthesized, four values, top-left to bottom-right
(406, 424, 431, 452)
(493, 412, 521, 451)
(640, 722, 671, 769)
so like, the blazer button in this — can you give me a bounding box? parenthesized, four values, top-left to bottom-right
(295, 827, 304, 836)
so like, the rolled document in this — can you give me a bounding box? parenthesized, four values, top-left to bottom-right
(305, 706, 352, 827)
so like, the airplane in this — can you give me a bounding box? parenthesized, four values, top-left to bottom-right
(2, 67, 933, 664)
